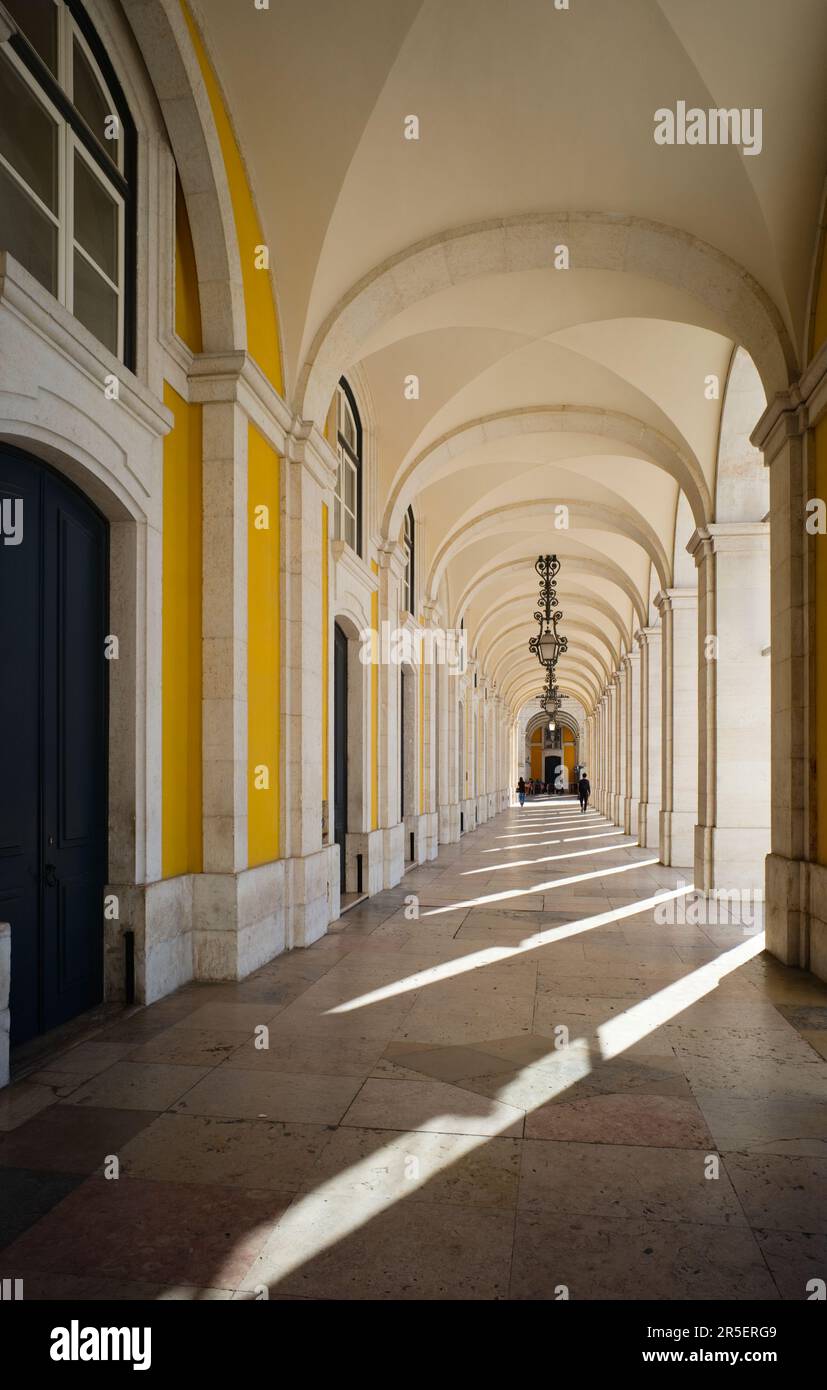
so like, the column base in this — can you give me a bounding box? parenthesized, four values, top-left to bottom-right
(404, 812, 438, 864)
(104, 875, 194, 1005)
(383, 822, 404, 888)
(193, 860, 287, 982)
(344, 829, 385, 896)
(287, 847, 337, 948)
(0, 922, 9, 1088)
(438, 803, 461, 844)
(695, 824, 770, 893)
(477, 795, 489, 825)
(638, 801, 661, 850)
(660, 809, 695, 869)
(612, 793, 624, 826)
(764, 851, 825, 977)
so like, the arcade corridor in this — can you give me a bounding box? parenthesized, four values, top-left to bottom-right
(1, 799, 825, 1300)
(1, 0, 827, 1332)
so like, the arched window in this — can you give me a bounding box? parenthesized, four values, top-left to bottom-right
(334, 377, 362, 555)
(0, 0, 135, 362)
(403, 505, 415, 613)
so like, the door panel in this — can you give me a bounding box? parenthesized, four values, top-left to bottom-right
(0, 447, 107, 1044)
(0, 453, 42, 1044)
(333, 623, 348, 894)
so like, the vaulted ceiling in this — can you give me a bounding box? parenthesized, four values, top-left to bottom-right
(190, 0, 827, 716)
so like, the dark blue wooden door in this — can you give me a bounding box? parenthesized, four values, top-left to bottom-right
(0, 447, 108, 1044)
(333, 623, 348, 894)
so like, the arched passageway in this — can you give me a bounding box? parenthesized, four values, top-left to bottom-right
(1, 0, 827, 1323)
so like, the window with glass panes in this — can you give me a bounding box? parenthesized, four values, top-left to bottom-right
(0, 0, 134, 361)
(403, 505, 415, 613)
(334, 379, 361, 553)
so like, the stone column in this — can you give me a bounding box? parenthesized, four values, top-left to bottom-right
(657, 588, 698, 868)
(597, 695, 608, 813)
(627, 648, 641, 837)
(752, 365, 824, 974)
(610, 678, 622, 825)
(436, 630, 460, 843)
(617, 664, 630, 826)
(281, 426, 338, 943)
(636, 626, 662, 848)
(377, 542, 406, 882)
(200, 398, 248, 881)
(690, 523, 771, 892)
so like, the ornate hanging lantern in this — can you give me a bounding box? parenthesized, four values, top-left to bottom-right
(528, 554, 568, 670)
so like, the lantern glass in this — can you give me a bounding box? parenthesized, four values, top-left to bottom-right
(538, 629, 558, 664)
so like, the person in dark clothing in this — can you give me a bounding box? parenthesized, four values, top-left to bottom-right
(578, 773, 591, 813)
(516, 777, 526, 807)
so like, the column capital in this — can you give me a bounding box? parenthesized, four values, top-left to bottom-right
(751, 338, 827, 461)
(635, 625, 661, 649)
(377, 540, 408, 580)
(655, 586, 697, 614)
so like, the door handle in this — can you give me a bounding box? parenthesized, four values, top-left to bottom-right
(44, 863, 58, 887)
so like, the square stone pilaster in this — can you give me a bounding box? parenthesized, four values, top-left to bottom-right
(751, 345, 827, 975)
(656, 588, 698, 868)
(689, 523, 770, 893)
(635, 626, 662, 849)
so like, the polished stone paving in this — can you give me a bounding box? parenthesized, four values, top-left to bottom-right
(2, 797, 826, 1300)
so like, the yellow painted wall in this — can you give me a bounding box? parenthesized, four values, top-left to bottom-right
(529, 727, 542, 780)
(322, 503, 329, 809)
(419, 658, 425, 813)
(816, 414, 827, 865)
(162, 383, 203, 877)
(174, 174, 203, 354)
(247, 424, 281, 865)
(813, 237, 827, 357)
(812, 236, 827, 866)
(370, 561, 379, 830)
(181, 0, 283, 394)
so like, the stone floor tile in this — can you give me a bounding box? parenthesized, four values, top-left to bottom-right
(172, 1067, 364, 1124)
(59, 1061, 210, 1112)
(341, 1076, 524, 1137)
(525, 1092, 714, 1147)
(753, 1228, 827, 1300)
(519, 1138, 748, 1225)
(0, 1167, 85, 1249)
(240, 1195, 515, 1299)
(119, 1112, 334, 1190)
(298, 1125, 521, 1209)
(1, 1176, 287, 1288)
(510, 1212, 778, 1300)
(0, 1104, 158, 1174)
(722, 1152, 827, 1232)
(693, 1092, 827, 1156)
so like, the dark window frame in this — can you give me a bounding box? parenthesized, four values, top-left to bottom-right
(336, 375, 363, 557)
(5, 0, 137, 368)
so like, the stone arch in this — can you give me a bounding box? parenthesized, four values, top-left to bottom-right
(476, 592, 622, 672)
(120, 0, 246, 354)
(298, 213, 796, 424)
(503, 659, 599, 711)
(490, 632, 611, 698)
(714, 347, 768, 523)
(484, 619, 615, 688)
(432, 504, 670, 608)
(453, 555, 646, 640)
(382, 406, 712, 542)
